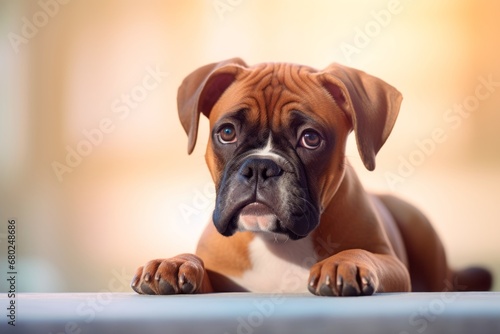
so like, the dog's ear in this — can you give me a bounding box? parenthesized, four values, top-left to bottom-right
(177, 58, 248, 154)
(318, 63, 402, 171)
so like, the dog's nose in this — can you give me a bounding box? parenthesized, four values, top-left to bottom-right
(239, 158, 283, 182)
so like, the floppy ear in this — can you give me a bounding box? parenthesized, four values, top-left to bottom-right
(318, 63, 402, 171)
(177, 58, 248, 154)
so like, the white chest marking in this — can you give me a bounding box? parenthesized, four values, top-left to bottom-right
(231, 234, 318, 293)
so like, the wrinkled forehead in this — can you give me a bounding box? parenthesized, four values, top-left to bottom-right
(211, 63, 335, 126)
(240, 62, 319, 97)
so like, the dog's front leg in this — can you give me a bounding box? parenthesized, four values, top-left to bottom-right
(308, 249, 410, 296)
(131, 254, 213, 294)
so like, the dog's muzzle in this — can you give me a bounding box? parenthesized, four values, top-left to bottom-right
(212, 154, 320, 240)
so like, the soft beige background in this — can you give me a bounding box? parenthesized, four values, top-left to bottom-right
(0, 0, 499, 292)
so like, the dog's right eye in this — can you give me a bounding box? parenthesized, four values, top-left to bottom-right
(217, 124, 237, 144)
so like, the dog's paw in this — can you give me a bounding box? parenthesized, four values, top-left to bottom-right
(307, 250, 379, 296)
(131, 254, 206, 295)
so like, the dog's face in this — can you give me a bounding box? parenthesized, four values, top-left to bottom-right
(206, 64, 350, 239)
(178, 59, 402, 240)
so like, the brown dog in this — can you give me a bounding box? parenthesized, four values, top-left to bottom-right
(131, 58, 492, 296)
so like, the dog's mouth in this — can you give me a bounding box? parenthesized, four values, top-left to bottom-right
(215, 201, 308, 240)
(240, 202, 273, 216)
(237, 202, 278, 232)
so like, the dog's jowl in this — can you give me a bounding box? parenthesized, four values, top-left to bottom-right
(131, 59, 492, 296)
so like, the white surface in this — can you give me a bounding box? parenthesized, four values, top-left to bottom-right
(1, 292, 499, 334)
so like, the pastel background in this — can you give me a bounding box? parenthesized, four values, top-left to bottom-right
(0, 0, 499, 293)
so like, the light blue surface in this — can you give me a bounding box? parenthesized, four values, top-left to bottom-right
(1, 292, 500, 333)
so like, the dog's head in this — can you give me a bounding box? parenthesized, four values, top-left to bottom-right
(177, 58, 402, 240)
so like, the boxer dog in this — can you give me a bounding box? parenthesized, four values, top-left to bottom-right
(131, 58, 492, 296)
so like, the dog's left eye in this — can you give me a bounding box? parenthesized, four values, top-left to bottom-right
(217, 124, 237, 144)
(299, 130, 322, 149)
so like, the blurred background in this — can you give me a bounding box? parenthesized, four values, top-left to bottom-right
(0, 0, 499, 293)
